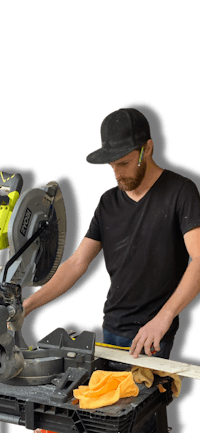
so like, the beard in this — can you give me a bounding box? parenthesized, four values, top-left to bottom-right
(117, 160, 147, 191)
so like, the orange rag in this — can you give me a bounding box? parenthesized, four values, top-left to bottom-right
(73, 367, 181, 410)
(131, 366, 182, 397)
(73, 370, 139, 409)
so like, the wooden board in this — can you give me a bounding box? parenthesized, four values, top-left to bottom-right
(95, 345, 200, 380)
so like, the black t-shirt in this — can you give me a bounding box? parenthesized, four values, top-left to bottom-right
(85, 170, 200, 341)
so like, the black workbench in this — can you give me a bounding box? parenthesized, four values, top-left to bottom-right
(0, 373, 173, 433)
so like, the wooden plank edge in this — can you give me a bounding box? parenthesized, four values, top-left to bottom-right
(95, 346, 200, 380)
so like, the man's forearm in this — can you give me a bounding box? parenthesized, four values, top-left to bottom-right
(157, 256, 200, 321)
(23, 256, 88, 316)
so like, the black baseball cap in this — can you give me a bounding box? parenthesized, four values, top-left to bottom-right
(86, 108, 151, 164)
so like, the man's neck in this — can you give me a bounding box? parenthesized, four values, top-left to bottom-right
(126, 163, 164, 202)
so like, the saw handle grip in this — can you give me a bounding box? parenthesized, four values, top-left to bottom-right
(0, 172, 23, 194)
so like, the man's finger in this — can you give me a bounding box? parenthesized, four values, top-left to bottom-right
(133, 340, 161, 357)
(144, 339, 154, 356)
(130, 338, 146, 358)
(129, 337, 140, 355)
(153, 339, 161, 353)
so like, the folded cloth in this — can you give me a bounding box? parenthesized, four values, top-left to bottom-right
(131, 366, 181, 398)
(73, 370, 139, 409)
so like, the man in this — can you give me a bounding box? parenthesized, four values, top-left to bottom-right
(24, 108, 200, 361)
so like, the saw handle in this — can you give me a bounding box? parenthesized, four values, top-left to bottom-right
(0, 172, 23, 194)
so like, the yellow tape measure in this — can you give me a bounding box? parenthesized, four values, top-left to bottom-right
(71, 336, 130, 351)
(95, 342, 130, 351)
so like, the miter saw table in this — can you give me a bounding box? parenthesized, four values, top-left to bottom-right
(0, 172, 173, 433)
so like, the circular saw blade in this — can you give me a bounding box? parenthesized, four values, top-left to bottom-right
(33, 182, 66, 286)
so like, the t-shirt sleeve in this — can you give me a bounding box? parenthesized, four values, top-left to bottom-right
(176, 179, 200, 235)
(85, 203, 101, 241)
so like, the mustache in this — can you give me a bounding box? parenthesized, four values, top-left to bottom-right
(117, 177, 133, 183)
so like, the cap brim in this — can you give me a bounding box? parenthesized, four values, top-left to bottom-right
(86, 146, 139, 164)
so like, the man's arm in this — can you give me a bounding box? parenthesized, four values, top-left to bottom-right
(160, 227, 200, 318)
(23, 237, 102, 316)
(129, 227, 200, 358)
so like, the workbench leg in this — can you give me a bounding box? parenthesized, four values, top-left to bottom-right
(155, 405, 169, 433)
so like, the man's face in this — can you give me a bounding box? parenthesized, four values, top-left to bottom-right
(109, 149, 147, 191)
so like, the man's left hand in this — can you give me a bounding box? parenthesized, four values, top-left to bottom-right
(129, 314, 173, 358)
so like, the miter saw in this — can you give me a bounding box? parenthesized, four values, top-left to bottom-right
(0, 171, 67, 382)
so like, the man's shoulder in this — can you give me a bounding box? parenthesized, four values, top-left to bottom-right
(162, 170, 200, 207)
(100, 186, 119, 201)
(163, 169, 197, 189)
(164, 168, 188, 181)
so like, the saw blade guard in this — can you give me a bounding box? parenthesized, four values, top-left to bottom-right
(0, 181, 66, 288)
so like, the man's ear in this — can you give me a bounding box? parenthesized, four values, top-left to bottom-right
(145, 139, 154, 157)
